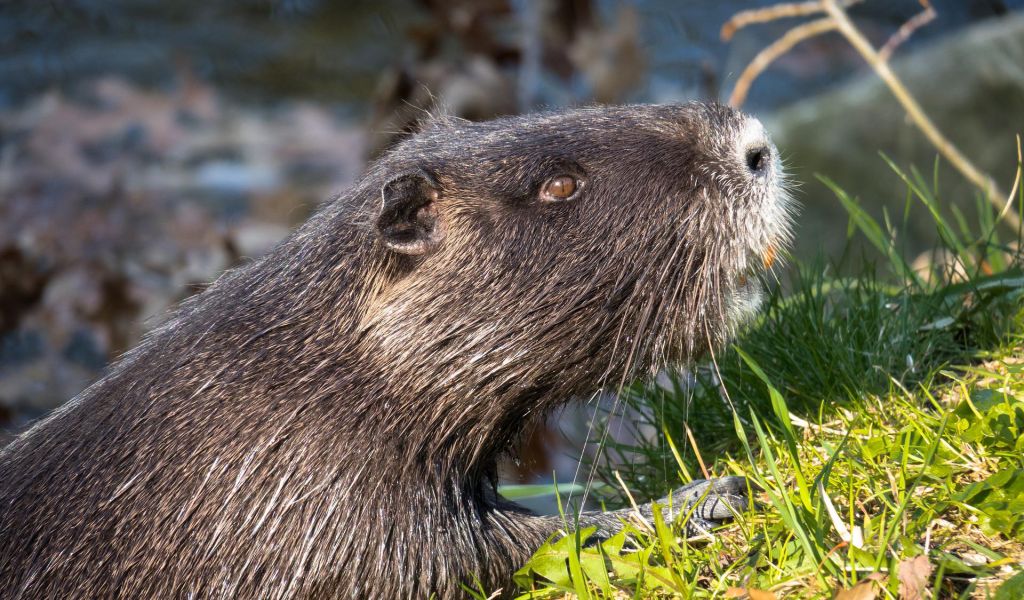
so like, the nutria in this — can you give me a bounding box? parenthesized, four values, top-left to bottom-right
(0, 103, 791, 599)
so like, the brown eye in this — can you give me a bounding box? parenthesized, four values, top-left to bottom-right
(541, 175, 579, 201)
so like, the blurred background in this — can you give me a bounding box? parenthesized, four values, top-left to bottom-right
(1, 0, 1023, 498)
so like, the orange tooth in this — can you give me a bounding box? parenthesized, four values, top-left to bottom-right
(762, 244, 776, 270)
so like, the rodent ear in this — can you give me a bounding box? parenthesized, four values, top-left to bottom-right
(377, 172, 446, 256)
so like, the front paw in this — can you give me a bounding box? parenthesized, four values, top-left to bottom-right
(653, 476, 755, 536)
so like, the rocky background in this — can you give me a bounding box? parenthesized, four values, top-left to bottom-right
(1, 0, 1022, 479)
(772, 12, 1024, 260)
(0, 77, 363, 432)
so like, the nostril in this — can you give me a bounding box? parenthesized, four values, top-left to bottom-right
(745, 145, 769, 175)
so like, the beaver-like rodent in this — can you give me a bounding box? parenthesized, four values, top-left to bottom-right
(0, 103, 792, 598)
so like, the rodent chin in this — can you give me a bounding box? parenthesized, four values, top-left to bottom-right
(726, 274, 765, 332)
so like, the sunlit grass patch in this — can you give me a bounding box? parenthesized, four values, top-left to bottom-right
(508, 159, 1024, 599)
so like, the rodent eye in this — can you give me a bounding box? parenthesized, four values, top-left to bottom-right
(540, 175, 580, 202)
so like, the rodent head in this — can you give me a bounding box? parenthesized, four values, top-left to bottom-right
(357, 103, 793, 425)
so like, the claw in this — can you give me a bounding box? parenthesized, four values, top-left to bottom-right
(663, 476, 757, 535)
(579, 476, 759, 543)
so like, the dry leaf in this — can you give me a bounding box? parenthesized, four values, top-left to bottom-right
(833, 572, 886, 600)
(898, 555, 932, 600)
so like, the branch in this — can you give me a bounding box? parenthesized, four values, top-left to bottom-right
(998, 134, 1022, 236)
(721, 0, 861, 41)
(722, 2, 825, 41)
(728, 17, 836, 107)
(820, 0, 1019, 230)
(878, 4, 936, 62)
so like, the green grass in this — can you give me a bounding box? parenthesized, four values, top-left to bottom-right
(506, 160, 1024, 599)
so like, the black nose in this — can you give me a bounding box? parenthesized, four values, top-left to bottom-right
(745, 144, 770, 175)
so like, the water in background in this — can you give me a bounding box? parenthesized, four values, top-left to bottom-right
(3, 0, 1020, 112)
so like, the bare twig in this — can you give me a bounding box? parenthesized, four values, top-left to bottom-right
(722, 0, 1021, 230)
(878, 3, 937, 62)
(722, 2, 825, 41)
(820, 0, 1020, 230)
(998, 134, 1022, 230)
(721, 0, 861, 41)
(728, 17, 836, 107)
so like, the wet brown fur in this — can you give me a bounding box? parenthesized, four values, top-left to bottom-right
(0, 103, 790, 598)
